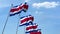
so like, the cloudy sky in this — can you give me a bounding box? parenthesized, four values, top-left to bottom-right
(0, 0, 60, 34)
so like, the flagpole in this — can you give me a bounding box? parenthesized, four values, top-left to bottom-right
(25, 25, 27, 34)
(15, 3, 23, 34)
(16, 19, 19, 34)
(2, 14, 9, 34)
(2, 4, 13, 34)
(16, 13, 21, 34)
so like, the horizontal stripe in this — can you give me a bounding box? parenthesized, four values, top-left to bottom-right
(10, 10, 21, 16)
(20, 16, 27, 19)
(21, 17, 29, 23)
(26, 29, 38, 33)
(21, 16, 34, 23)
(20, 20, 32, 24)
(26, 23, 38, 27)
(26, 28, 37, 32)
(30, 31, 41, 34)
(26, 27, 37, 31)
(20, 15, 32, 19)
(19, 20, 33, 26)
(26, 29, 41, 33)
(26, 25, 37, 30)
(20, 15, 32, 20)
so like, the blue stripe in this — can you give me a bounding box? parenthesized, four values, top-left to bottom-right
(12, 5, 19, 8)
(20, 15, 29, 19)
(26, 21, 33, 26)
(26, 29, 41, 33)
(26, 30, 38, 33)
(14, 5, 18, 7)
(20, 15, 32, 19)
(19, 21, 33, 26)
(19, 23, 29, 26)
(10, 11, 21, 16)
(20, 16, 26, 19)
(22, 9, 27, 12)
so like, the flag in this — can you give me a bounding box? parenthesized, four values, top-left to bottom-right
(19, 15, 34, 26)
(10, 2, 29, 16)
(10, 5, 22, 16)
(26, 23, 38, 32)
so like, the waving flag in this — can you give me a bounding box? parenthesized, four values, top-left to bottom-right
(10, 2, 28, 16)
(10, 5, 22, 16)
(26, 23, 38, 32)
(19, 15, 34, 26)
(20, 15, 34, 23)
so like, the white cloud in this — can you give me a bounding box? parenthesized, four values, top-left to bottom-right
(32, 2, 60, 8)
(25, 0, 31, 2)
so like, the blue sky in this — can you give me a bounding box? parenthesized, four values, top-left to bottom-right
(0, 0, 60, 34)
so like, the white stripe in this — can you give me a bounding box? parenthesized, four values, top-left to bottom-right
(20, 15, 33, 20)
(20, 20, 32, 25)
(28, 16, 32, 18)
(26, 25, 32, 27)
(20, 17, 27, 20)
(21, 18, 32, 24)
(27, 20, 32, 23)
(20, 21, 27, 25)
(26, 28, 37, 32)
(10, 9, 22, 14)
(26, 24, 37, 28)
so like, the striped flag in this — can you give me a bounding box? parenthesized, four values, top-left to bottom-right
(10, 5, 22, 16)
(10, 2, 29, 16)
(26, 23, 38, 32)
(19, 15, 34, 26)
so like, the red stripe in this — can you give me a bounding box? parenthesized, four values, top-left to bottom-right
(26, 25, 37, 30)
(22, 4, 28, 9)
(30, 31, 41, 34)
(21, 16, 34, 24)
(28, 17, 34, 21)
(10, 6, 22, 12)
(21, 18, 29, 23)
